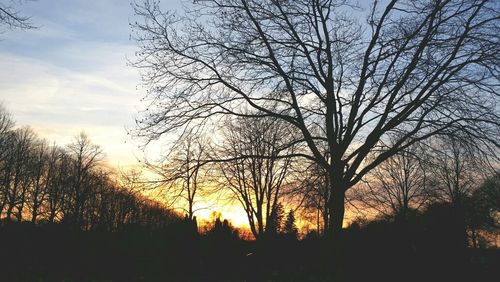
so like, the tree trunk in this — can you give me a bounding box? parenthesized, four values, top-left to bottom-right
(49, 209, 56, 223)
(257, 208, 264, 236)
(328, 189, 345, 237)
(327, 168, 346, 238)
(321, 191, 329, 235)
(326, 169, 347, 281)
(5, 204, 13, 221)
(471, 229, 478, 249)
(31, 206, 38, 223)
(188, 199, 193, 221)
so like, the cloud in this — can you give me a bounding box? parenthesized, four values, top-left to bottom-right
(0, 44, 143, 167)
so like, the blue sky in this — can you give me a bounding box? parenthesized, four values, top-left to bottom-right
(0, 0, 183, 167)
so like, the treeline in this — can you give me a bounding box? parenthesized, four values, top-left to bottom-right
(0, 105, 179, 230)
(143, 112, 499, 247)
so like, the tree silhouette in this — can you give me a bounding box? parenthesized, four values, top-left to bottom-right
(3, 127, 36, 221)
(132, 0, 500, 236)
(353, 141, 430, 221)
(0, 106, 180, 230)
(267, 202, 284, 237)
(217, 116, 296, 239)
(283, 210, 298, 239)
(301, 162, 330, 235)
(466, 173, 500, 248)
(27, 139, 49, 223)
(0, 105, 14, 217)
(145, 130, 210, 220)
(65, 132, 104, 228)
(427, 136, 487, 206)
(45, 146, 71, 223)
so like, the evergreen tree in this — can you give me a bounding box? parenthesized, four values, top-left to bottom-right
(267, 203, 284, 236)
(283, 210, 298, 239)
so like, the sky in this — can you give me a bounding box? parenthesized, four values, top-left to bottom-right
(0, 0, 260, 227)
(0, 0, 184, 168)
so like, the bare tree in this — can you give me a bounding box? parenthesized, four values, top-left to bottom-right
(0, 0, 35, 31)
(3, 127, 35, 221)
(301, 162, 331, 234)
(427, 136, 487, 206)
(0, 105, 180, 230)
(45, 145, 70, 223)
(146, 131, 210, 220)
(217, 116, 295, 239)
(27, 139, 49, 223)
(132, 0, 500, 236)
(353, 142, 430, 221)
(65, 132, 104, 227)
(0, 104, 14, 216)
(0, 103, 14, 143)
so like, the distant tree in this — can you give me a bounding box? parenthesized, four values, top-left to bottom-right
(283, 210, 298, 239)
(209, 217, 236, 240)
(115, 169, 147, 229)
(65, 132, 104, 228)
(45, 146, 71, 223)
(0, 103, 14, 142)
(427, 137, 487, 206)
(0, 105, 180, 230)
(3, 127, 36, 221)
(26, 139, 49, 223)
(118, 168, 147, 196)
(301, 162, 330, 235)
(267, 202, 284, 236)
(0, 104, 14, 216)
(353, 141, 430, 221)
(473, 173, 500, 217)
(146, 130, 209, 220)
(217, 116, 296, 239)
(132, 0, 500, 237)
(466, 173, 500, 248)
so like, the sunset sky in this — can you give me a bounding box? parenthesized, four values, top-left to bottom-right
(0, 3, 496, 278)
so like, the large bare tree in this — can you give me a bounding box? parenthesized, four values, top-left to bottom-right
(132, 0, 500, 236)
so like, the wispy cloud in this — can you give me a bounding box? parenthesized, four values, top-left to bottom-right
(0, 44, 142, 167)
